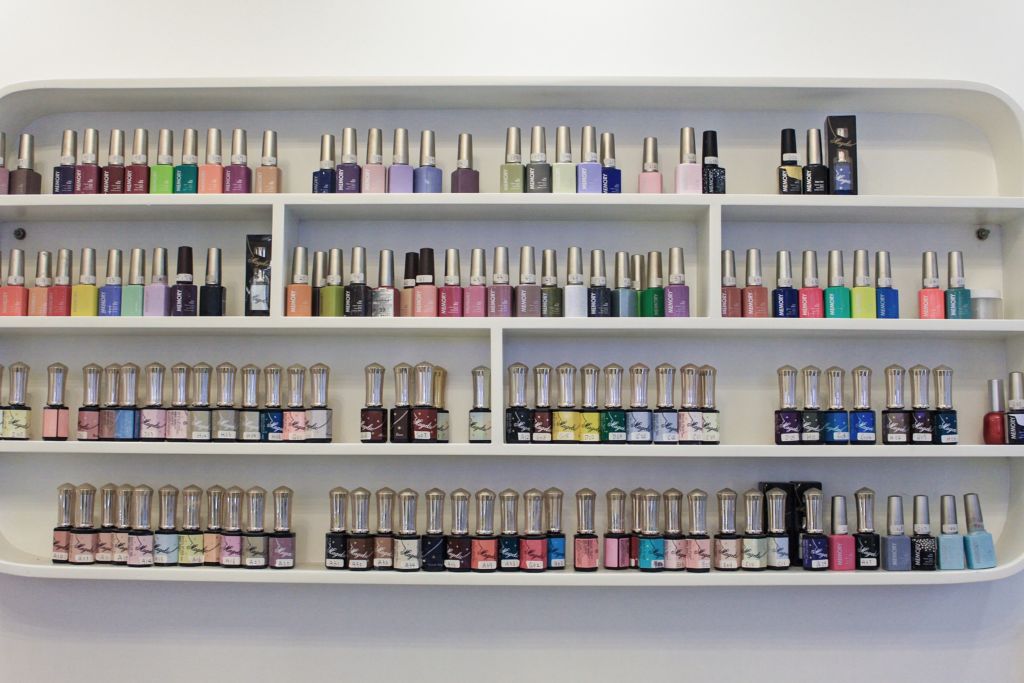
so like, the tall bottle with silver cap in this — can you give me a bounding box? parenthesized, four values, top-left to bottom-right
(599, 363, 627, 443)
(188, 362, 212, 442)
(178, 485, 204, 567)
(775, 365, 801, 444)
(661, 488, 686, 571)
(360, 363, 386, 443)
(451, 132, 480, 193)
(114, 363, 140, 441)
(69, 483, 97, 564)
(602, 488, 629, 569)
(49, 247, 73, 316)
(553, 362, 580, 443)
(777, 128, 802, 194)
(219, 485, 244, 567)
(165, 362, 190, 441)
(10, 133, 40, 194)
(445, 488, 472, 572)
(504, 362, 532, 443)
(305, 363, 333, 443)
(910, 494, 937, 570)
(212, 362, 238, 441)
(652, 363, 678, 444)
(909, 363, 934, 443)
(142, 251, 167, 316)
(254, 130, 281, 193)
(488, 245, 513, 317)
(579, 364, 602, 443)
(853, 487, 880, 570)
(471, 488, 498, 572)
(433, 366, 449, 443)
(497, 488, 521, 571)
(260, 363, 284, 442)
(741, 489, 768, 571)
(371, 248, 396, 317)
(918, 250, 944, 319)
(174, 128, 199, 193)
(573, 489, 599, 571)
(346, 487, 374, 567)
(150, 128, 174, 193)
(312, 133, 337, 193)
(469, 365, 491, 443)
(574, 125, 601, 193)
(170, 245, 198, 316)
(235, 364, 261, 442)
(721, 249, 741, 317)
(963, 493, 997, 569)
(713, 488, 741, 571)
(881, 364, 910, 444)
(539, 248, 563, 318)
(283, 364, 308, 441)
(798, 250, 823, 318)
(411, 361, 438, 442)
(198, 128, 224, 193)
(203, 485, 225, 566)
(628, 488, 644, 569)
(637, 489, 665, 571)
(112, 484, 132, 564)
(701, 130, 726, 194)
(698, 365, 720, 444)
(413, 129, 443, 193)
(937, 494, 966, 570)
(393, 488, 421, 571)
(391, 362, 413, 443)
(599, 132, 622, 193)
(850, 249, 876, 318)
(945, 250, 971, 319)
(524, 363, 550, 442)
(125, 128, 150, 194)
(626, 363, 653, 443)
(0, 248, 27, 317)
(438, 248, 464, 317)
(828, 495, 855, 570)
(268, 486, 295, 569)
(661, 246, 689, 317)
(676, 363, 701, 444)
(543, 487, 566, 569)
(312, 248, 339, 317)
(803, 128, 828, 194)
(849, 365, 876, 444)
(286, 245, 312, 317)
(346, 245, 372, 317)
(41, 362, 69, 441)
(525, 125, 552, 193)
(500, 127, 525, 193)
(771, 250, 797, 318)
(1007, 371, 1024, 444)
(800, 488, 829, 570)
(637, 136, 663, 193)
(875, 250, 899, 319)
(516, 245, 541, 317)
(824, 249, 851, 318)
(563, 245, 587, 317)
(640, 250, 665, 317)
(984, 377, 1007, 444)
(52, 129, 78, 194)
(153, 485, 180, 566)
(52, 484, 75, 563)
(823, 365, 850, 445)
(421, 488, 446, 571)
(96, 483, 117, 563)
(740, 248, 768, 318)
(127, 484, 154, 567)
(462, 247, 487, 317)
(242, 486, 269, 569)
(119, 247, 145, 316)
(611, 251, 635, 317)
(199, 247, 226, 316)
(586, 248, 612, 317)
(96, 362, 119, 441)
(674, 126, 701, 194)
(325, 487, 348, 569)
(549, 125, 575, 193)
(138, 362, 167, 441)
(685, 488, 712, 572)
(932, 365, 958, 444)
(101, 129, 126, 194)
(388, 128, 414, 193)
(74, 128, 100, 194)
(97, 248, 123, 317)
(335, 127, 361, 193)
(765, 487, 790, 570)
(222, 128, 252, 193)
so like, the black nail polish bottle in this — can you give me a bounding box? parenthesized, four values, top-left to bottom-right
(765, 487, 791, 570)
(587, 249, 612, 317)
(373, 488, 395, 570)
(188, 363, 213, 442)
(629, 488, 645, 569)
(777, 128, 802, 194)
(260, 364, 284, 442)
(714, 489, 741, 571)
(854, 488, 880, 570)
(498, 489, 520, 571)
(525, 126, 552, 193)
(701, 130, 726, 194)
(269, 487, 296, 570)
(390, 363, 413, 443)
(242, 486, 268, 569)
(305, 363, 333, 443)
(801, 366, 824, 444)
(325, 487, 349, 569)
(310, 250, 326, 316)
(199, 247, 226, 316)
(468, 366, 492, 444)
(170, 246, 198, 316)
(932, 366, 958, 445)
(393, 489, 421, 572)
(802, 129, 829, 194)
(882, 364, 911, 444)
(238, 365, 262, 442)
(775, 366, 801, 445)
(213, 363, 238, 442)
(360, 364, 387, 444)
(346, 488, 374, 571)
(530, 364, 552, 443)
(344, 246, 372, 316)
(421, 489, 446, 572)
(662, 489, 686, 571)
(909, 365, 935, 444)
(911, 495, 938, 570)
(471, 489, 498, 573)
(444, 489, 472, 572)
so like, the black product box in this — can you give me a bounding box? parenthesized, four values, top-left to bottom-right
(245, 234, 272, 317)
(760, 480, 823, 567)
(826, 115, 857, 195)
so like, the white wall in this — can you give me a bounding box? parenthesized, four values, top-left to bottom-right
(2, 1, 1024, 680)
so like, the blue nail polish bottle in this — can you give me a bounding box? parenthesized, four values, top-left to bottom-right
(312, 133, 337, 193)
(546, 533, 566, 569)
(882, 495, 912, 570)
(577, 126, 602, 193)
(849, 366, 877, 444)
(963, 493, 997, 569)
(823, 367, 850, 445)
(260, 365, 284, 442)
(944, 251, 971, 320)
(772, 250, 799, 317)
(599, 132, 621, 194)
(114, 364, 139, 441)
(937, 495, 966, 570)
(98, 248, 123, 317)
(801, 489, 829, 570)
(638, 536, 665, 571)
(932, 366, 958, 445)
(611, 252, 637, 317)
(413, 130, 443, 193)
(875, 251, 900, 318)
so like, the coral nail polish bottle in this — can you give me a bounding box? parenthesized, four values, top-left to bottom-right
(664, 247, 690, 317)
(451, 133, 479, 193)
(1007, 373, 1024, 445)
(387, 128, 413, 193)
(599, 132, 621, 193)
(149, 129, 174, 194)
(399, 251, 417, 317)
(911, 495, 938, 571)
(551, 126, 575, 193)
(945, 250, 971, 319)
(254, 130, 281, 193)
(637, 136, 663, 193)
(875, 250, 899, 318)
(772, 250, 798, 318)
(576, 125, 602, 193)
(413, 130, 442, 193)
(963, 493, 997, 569)
(500, 127, 525, 193)
(223, 129, 252, 193)
(777, 128, 802, 194)
(685, 489, 712, 573)
(52, 129, 77, 194)
(519, 489, 547, 572)
(984, 378, 1007, 444)
(741, 248, 769, 317)
(587, 248, 613, 317)
(937, 495, 966, 570)
(9, 133, 41, 195)
(800, 365, 824, 444)
(803, 128, 829, 194)
(828, 496, 855, 570)
(97, 249, 123, 317)
(438, 248, 464, 317)
(74, 128, 100, 193)
(198, 128, 224, 194)
(29, 252, 52, 316)
(312, 133, 336, 193)
(471, 489, 499, 573)
(765, 488, 790, 570)
(854, 488, 881, 570)
(721, 249, 742, 317)
(413, 247, 438, 317)
(774, 365, 801, 444)
(701, 130, 726, 194)
(824, 250, 851, 318)
(800, 489, 829, 571)
(47, 248, 72, 316)
(285, 246, 311, 317)
(121, 247, 146, 317)
(823, 366, 850, 445)
(525, 126, 551, 193)
(918, 251, 945, 319)
(42, 362, 70, 441)
(124, 128, 150, 194)
(371, 249, 397, 318)
(610, 251, 635, 317)
(850, 249, 877, 318)
(849, 366, 877, 444)
(675, 126, 702, 193)
(335, 127, 360, 193)
(798, 250, 823, 318)
(741, 489, 768, 571)
(101, 129, 125, 194)
(463, 248, 487, 317)
(360, 128, 386, 193)
(173, 128, 199, 193)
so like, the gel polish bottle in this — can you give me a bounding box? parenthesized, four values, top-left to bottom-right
(937, 494, 966, 570)
(851, 249, 877, 318)
(471, 489, 499, 573)
(10, 133, 41, 194)
(153, 485, 180, 567)
(371, 249, 397, 317)
(198, 128, 224, 194)
(662, 489, 687, 571)
(320, 248, 345, 317)
(1, 249, 28, 315)
(2, 362, 29, 440)
(525, 125, 552, 193)
(42, 362, 70, 441)
(173, 128, 199, 193)
(945, 250, 971, 319)
(803, 128, 829, 194)
(271, 488, 299, 567)
(911, 495, 938, 570)
(285, 246, 311, 317)
(463, 248, 487, 317)
(413, 130, 443, 193)
(850, 365, 877, 444)
(832, 147, 854, 195)
(179, 485, 205, 567)
(127, 485, 155, 568)
(165, 363, 190, 442)
(631, 253, 646, 315)
(563, 246, 587, 317)
(638, 490, 665, 572)
(652, 364, 678, 444)
(766, 487, 790, 570)
(553, 363, 580, 443)
(412, 361, 438, 442)
(283, 364, 308, 442)
(325, 487, 349, 569)
(421, 488, 446, 572)
(741, 489, 768, 571)
(611, 251, 636, 317)
(551, 126, 575, 193)
(824, 250, 851, 318)
(469, 365, 492, 443)
(335, 127, 360, 193)
(223, 128, 252, 193)
(741, 248, 765, 317)
(874, 250, 899, 318)
(212, 362, 238, 442)
(530, 363, 553, 443)
(520, 489, 548, 572)
(373, 487, 395, 570)
(641, 250, 665, 317)
(52, 129, 75, 193)
(801, 488, 829, 570)
(500, 127, 525, 193)
(882, 364, 911, 444)
(97, 363, 120, 441)
(577, 125, 602, 193)
(115, 363, 140, 441)
(699, 365, 721, 444)
(388, 128, 413, 193)
(505, 363, 532, 443)
(345, 488, 373, 571)
(823, 366, 850, 445)
(393, 489, 420, 572)
(260, 364, 284, 442)
(932, 365, 958, 444)
(73, 128, 100, 193)
(600, 363, 627, 443)
(433, 366, 449, 444)
(626, 363, 653, 444)
(516, 245, 541, 317)
(359, 363, 387, 443)
(638, 136, 663, 193)
(170, 246, 198, 316)
(138, 362, 167, 441)
(578, 364, 602, 443)
(963, 493, 997, 569)
(985, 377, 1007, 445)
(777, 128, 802, 194)
(599, 132, 622, 193)
(798, 250, 823, 318)
(721, 249, 742, 317)
(800, 366, 824, 443)
(361, 128, 386, 193)
(853, 488, 881, 570)
(48, 248, 73, 316)
(121, 248, 145, 316)
(543, 488, 567, 570)
(685, 489, 712, 573)
(199, 247, 226, 316)
(775, 365, 801, 444)
(242, 486, 269, 569)
(96, 484, 117, 564)
(701, 130, 726, 194)
(919, 251, 945, 319)
(678, 364, 703, 444)
(219, 487, 244, 567)
(254, 130, 281, 193)
(909, 364, 934, 444)
(772, 250, 798, 318)
(714, 488, 741, 571)
(1008, 372, 1024, 444)
(98, 248, 123, 317)
(312, 133, 337, 192)
(451, 133, 479, 193)
(574, 489, 600, 572)
(188, 362, 212, 442)
(588, 248, 612, 317)
(125, 128, 150, 194)
(538, 249, 560, 318)
(438, 248, 464, 317)
(828, 495, 855, 570)
(603, 489, 630, 569)
(113, 485, 133, 565)
(497, 489, 520, 572)
(675, 126, 702, 193)
(345, 246, 372, 316)
(661, 247, 688, 317)
(238, 365, 262, 442)
(103, 130, 127, 193)
(150, 128, 174, 194)
(623, 488, 640, 567)
(488, 246, 513, 317)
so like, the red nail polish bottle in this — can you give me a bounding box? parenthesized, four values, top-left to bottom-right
(983, 378, 1007, 445)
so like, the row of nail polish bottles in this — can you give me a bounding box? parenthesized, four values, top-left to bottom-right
(775, 128, 831, 194)
(358, 362, 453, 443)
(983, 372, 1024, 444)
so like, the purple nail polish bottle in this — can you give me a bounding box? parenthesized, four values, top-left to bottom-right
(223, 129, 252, 194)
(487, 246, 513, 317)
(144, 247, 171, 316)
(413, 130, 443, 193)
(663, 247, 690, 317)
(52, 130, 77, 194)
(450, 133, 479, 193)
(387, 128, 414, 193)
(335, 127, 361, 193)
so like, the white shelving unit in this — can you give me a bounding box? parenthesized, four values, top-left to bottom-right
(1, 78, 1023, 584)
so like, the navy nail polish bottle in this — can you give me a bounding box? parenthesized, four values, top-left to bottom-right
(587, 249, 612, 317)
(498, 490, 520, 572)
(325, 488, 348, 570)
(599, 132, 622, 194)
(849, 366, 877, 444)
(312, 134, 337, 193)
(775, 366, 801, 444)
(853, 488, 880, 570)
(772, 250, 799, 318)
(53, 130, 77, 194)
(909, 365, 934, 444)
(445, 490, 472, 572)
(822, 366, 850, 445)
(883, 495, 912, 570)
(420, 489, 447, 572)
(800, 489, 829, 570)
(800, 366, 824, 444)
(932, 365, 958, 445)
(910, 495, 938, 570)
(875, 251, 900, 318)
(260, 365, 284, 442)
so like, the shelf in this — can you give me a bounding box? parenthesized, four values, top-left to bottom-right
(0, 194, 272, 222)
(720, 195, 1024, 224)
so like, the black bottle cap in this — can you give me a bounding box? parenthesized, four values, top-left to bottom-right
(418, 248, 435, 278)
(403, 251, 419, 281)
(702, 130, 718, 159)
(780, 128, 797, 156)
(176, 246, 193, 278)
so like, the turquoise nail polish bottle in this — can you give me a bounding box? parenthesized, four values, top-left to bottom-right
(937, 495, 965, 570)
(824, 250, 851, 318)
(963, 493, 997, 569)
(944, 250, 971, 319)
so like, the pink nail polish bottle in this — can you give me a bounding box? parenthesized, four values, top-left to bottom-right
(488, 246, 513, 317)
(674, 127, 702, 194)
(438, 248, 464, 317)
(798, 250, 824, 318)
(637, 137, 663, 193)
(828, 495, 856, 571)
(361, 128, 386, 193)
(464, 248, 487, 317)
(413, 248, 438, 317)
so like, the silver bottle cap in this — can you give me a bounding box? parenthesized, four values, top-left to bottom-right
(125, 248, 145, 286)
(948, 251, 966, 288)
(913, 495, 931, 535)
(679, 127, 697, 164)
(600, 132, 616, 167)
(663, 489, 684, 535)
(350, 488, 370, 534)
(376, 487, 395, 534)
(80, 128, 100, 165)
(1009, 372, 1024, 410)
(603, 363, 623, 408)
(328, 487, 348, 533)
(632, 254, 646, 292)
(392, 128, 409, 165)
(886, 495, 905, 535)
(581, 363, 600, 409)
(118, 363, 139, 408)
(875, 251, 892, 287)
(699, 365, 717, 409)
(374, 248, 392, 288)
(338, 127, 357, 165)
(205, 247, 221, 286)
(991, 378, 1008, 412)
(540, 249, 557, 287)
(55, 248, 72, 286)
(499, 489, 519, 535)
(799, 250, 819, 288)
(642, 136, 659, 172)
(614, 251, 631, 289)
(492, 246, 509, 285)
(363, 363, 384, 407)
(291, 246, 309, 285)
(854, 487, 876, 533)
(100, 363, 119, 408)
(46, 362, 67, 406)
(350, 246, 366, 285)
(450, 489, 470, 536)
(909, 364, 931, 409)
(115, 484, 132, 529)
(158, 485, 178, 531)
(456, 133, 473, 169)
(504, 126, 521, 164)
(798, 366, 823, 409)
(205, 128, 222, 165)
(630, 488, 645, 534)
(964, 493, 987, 533)
(804, 489, 824, 534)
(418, 130, 436, 167)
(647, 251, 663, 288)
(190, 362, 211, 407)
(529, 125, 547, 163)
(587, 249, 607, 287)
(59, 129, 77, 165)
(424, 488, 445, 535)
(215, 362, 237, 407)
(130, 128, 148, 165)
(107, 129, 125, 165)
(432, 366, 447, 411)
(468, 365, 489, 410)
(717, 488, 737, 534)
(312, 251, 327, 288)
(240, 365, 259, 408)
(16, 133, 33, 170)
(655, 363, 675, 409)
(687, 489, 708, 535)
(309, 363, 330, 408)
(319, 133, 336, 168)
(150, 247, 167, 285)
(522, 489, 543, 535)
(182, 485, 202, 531)
(414, 361, 434, 407)
(606, 488, 626, 534)
(104, 249, 122, 285)
(766, 487, 787, 534)
(206, 485, 225, 531)
(131, 485, 153, 531)
(246, 486, 266, 533)
(885, 364, 906, 409)
(169, 363, 189, 407)
(940, 494, 958, 534)
(554, 126, 572, 164)
(827, 250, 845, 288)
(519, 245, 536, 285)
(778, 365, 798, 409)
(629, 363, 650, 408)
(771, 250, 793, 288)
(143, 362, 165, 407)
(181, 128, 198, 165)
(100, 483, 117, 528)
(744, 489, 764, 535)
(393, 362, 412, 407)
(74, 484, 95, 528)
(825, 366, 845, 411)
(852, 249, 871, 287)
(264, 364, 282, 408)
(852, 365, 872, 410)
(224, 486, 244, 532)
(475, 488, 496, 536)
(576, 489, 596, 535)
(556, 363, 577, 408)
(641, 490, 660, 536)
(229, 128, 247, 165)
(721, 249, 737, 287)
(258, 130, 277, 167)
(444, 248, 461, 286)
(156, 128, 173, 165)
(533, 363, 552, 408)
(545, 487, 564, 533)
(286, 364, 306, 408)
(922, 251, 940, 288)
(806, 128, 823, 165)
(933, 365, 954, 410)
(831, 495, 849, 534)
(396, 488, 417, 535)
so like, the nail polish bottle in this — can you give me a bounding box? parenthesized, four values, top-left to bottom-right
(0, 132, 8, 194)
(52, 129, 77, 194)
(661, 247, 690, 317)
(631, 254, 646, 313)
(359, 363, 387, 443)
(212, 362, 238, 442)
(223, 128, 252, 193)
(849, 488, 882, 571)
(485, 246, 512, 317)
(579, 364, 602, 443)
(824, 250, 851, 318)
(373, 487, 396, 570)
(499, 127, 525, 193)
(585, 248, 611, 317)
(370, 248, 397, 317)
(571, 489, 600, 572)
(121, 248, 145, 317)
(199, 248, 226, 317)
(597, 132, 621, 194)
(312, 133, 337, 192)
(918, 251, 944, 319)
(874, 250, 899, 318)
(125, 128, 149, 194)
(451, 132, 479, 193)
(97, 363, 119, 441)
(568, 124, 599, 193)
(10, 133, 40, 194)
(138, 362, 166, 441)
(388, 128, 413, 193)
(611, 251, 635, 317)
(827, 495, 855, 571)
(544, 487, 567, 570)
(345, 246, 372, 316)
(881, 364, 910, 444)
(564, 246, 588, 317)
(48, 248, 72, 316)
(335, 127, 360, 193)
(721, 249, 742, 317)
(849, 366, 876, 444)
(357, 127, 385, 193)
(601, 489, 629, 569)
(637, 136, 663, 193)
(283, 364, 308, 442)
(419, 488, 446, 572)
(238, 365, 261, 442)
(652, 363, 678, 444)
(515, 489, 546, 572)
(219, 486, 244, 567)
(433, 366, 449, 444)
(525, 363, 549, 442)
(286, 246, 312, 316)
(170, 246, 198, 316)
(823, 366, 850, 445)
(188, 362, 212, 442)
(166, 363, 190, 442)
(771, 250, 797, 318)
(641, 251, 665, 317)
(442, 489, 471, 572)
(625, 488, 642, 568)
(798, 250, 823, 318)
(741, 489, 768, 571)
(325, 488, 349, 569)
(669, 126, 701, 194)
(701, 130, 726, 194)
(537, 248, 562, 317)
(255, 130, 281, 193)
(775, 365, 801, 444)
(985, 378, 1007, 444)
(636, 490, 664, 572)
(320, 248, 345, 317)
(178, 485, 205, 567)
(777, 128, 802, 194)
(243, 486, 269, 569)
(516, 245, 541, 317)
(626, 363, 653, 444)
(497, 489, 521, 571)
(553, 362, 580, 443)
(909, 364, 934, 444)
(470, 489, 499, 573)
(127, 485, 154, 568)
(102, 130, 127, 193)
(68, 484, 97, 565)
(198, 128, 224, 194)
(911, 495, 937, 570)
(52, 484, 74, 563)
(153, 485, 180, 567)
(108, 487, 131, 565)
(310, 250, 326, 316)
(524, 125, 552, 193)
(550, 126, 575, 193)
(1008, 372, 1024, 444)
(657, 489, 685, 571)
(114, 363, 140, 441)
(412, 361, 438, 442)
(173, 128, 199, 193)
(963, 493, 997, 569)
(413, 130, 443, 193)
(399, 251, 417, 317)
(344, 488, 373, 571)
(801, 489, 829, 570)
(97, 249, 122, 317)
(937, 494, 966, 570)
(932, 365, 958, 444)
(150, 128, 174, 194)
(0, 248, 27, 315)
(390, 363, 413, 443)
(392, 489, 421, 572)
(468, 365, 492, 443)
(1, 362, 28, 439)
(30, 251, 53, 316)
(41, 362, 69, 441)
(438, 248, 464, 317)
(461, 248, 487, 317)
(686, 489, 712, 573)
(698, 365, 720, 444)
(713, 488, 741, 571)
(766, 487, 790, 570)
(944, 250, 972, 319)
(201, 487, 223, 562)
(849, 249, 877, 318)
(832, 148, 854, 195)
(74, 128, 100, 193)
(802, 128, 828, 194)
(95, 484, 117, 564)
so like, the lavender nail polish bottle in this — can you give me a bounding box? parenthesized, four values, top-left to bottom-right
(387, 128, 414, 193)
(413, 130, 442, 193)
